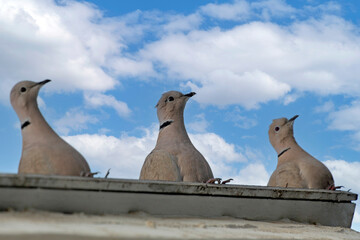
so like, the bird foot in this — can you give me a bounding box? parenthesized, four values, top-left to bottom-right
(206, 178, 222, 184)
(80, 171, 99, 177)
(206, 178, 233, 184)
(105, 168, 111, 179)
(221, 178, 234, 184)
(327, 185, 344, 191)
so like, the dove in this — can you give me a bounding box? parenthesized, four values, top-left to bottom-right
(10, 80, 92, 177)
(267, 115, 335, 189)
(140, 91, 214, 182)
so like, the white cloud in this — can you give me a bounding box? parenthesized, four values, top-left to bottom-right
(304, 2, 342, 15)
(190, 132, 247, 179)
(234, 163, 270, 186)
(187, 70, 291, 109)
(328, 101, 360, 131)
(143, 20, 297, 108)
(200, 0, 296, 22)
(187, 114, 210, 133)
(63, 127, 157, 178)
(326, 101, 360, 150)
(314, 101, 335, 113)
(323, 160, 360, 191)
(106, 57, 154, 78)
(351, 132, 360, 151)
(200, 0, 251, 21)
(252, 0, 296, 20)
(139, 14, 360, 108)
(192, 133, 270, 185)
(37, 96, 46, 110)
(54, 108, 98, 135)
(191, 132, 247, 163)
(84, 92, 131, 117)
(164, 13, 202, 33)
(0, 0, 152, 103)
(323, 160, 360, 225)
(201, 0, 338, 23)
(0, 0, 116, 98)
(283, 92, 302, 106)
(201, 0, 339, 22)
(225, 107, 257, 129)
(3, 0, 360, 110)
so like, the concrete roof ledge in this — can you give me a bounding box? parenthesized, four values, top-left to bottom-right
(0, 174, 357, 228)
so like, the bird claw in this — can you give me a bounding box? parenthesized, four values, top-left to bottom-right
(221, 178, 233, 184)
(105, 168, 111, 179)
(327, 185, 344, 191)
(206, 178, 233, 184)
(80, 171, 99, 177)
(206, 178, 222, 184)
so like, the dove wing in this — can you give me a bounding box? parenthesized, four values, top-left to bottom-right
(139, 150, 182, 181)
(268, 162, 305, 188)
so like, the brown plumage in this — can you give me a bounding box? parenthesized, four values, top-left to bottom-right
(267, 115, 335, 189)
(10, 80, 92, 176)
(140, 91, 214, 182)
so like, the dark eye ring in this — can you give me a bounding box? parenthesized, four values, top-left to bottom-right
(275, 126, 280, 132)
(20, 87, 27, 93)
(168, 96, 174, 102)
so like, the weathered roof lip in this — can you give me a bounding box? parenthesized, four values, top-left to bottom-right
(0, 173, 356, 202)
(0, 173, 356, 228)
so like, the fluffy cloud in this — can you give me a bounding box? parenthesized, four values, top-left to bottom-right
(328, 101, 360, 131)
(323, 160, 360, 191)
(251, 0, 296, 19)
(200, 0, 251, 21)
(139, 14, 360, 108)
(0, 0, 114, 97)
(225, 107, 258, 129)
(327, 101, 360, 150)
(2, 0, 360, 110)
(141, 23, 294, 108)
(54, 108, 98, 135)
(188, 70, 290, 109)
(84, 92, 131, 117)
(63, 125, 268, 184)
(190, 132, 247, 179)
(200, 0, 295, 21)
(283, 92, 303, 106)
(163, 13, 203, 33)
(314, 101, 335, 113)
(234, 163, 270, 186)
(187, 114, 210, 133)
(63, 127, 156, 178)
(0, 0, 151, 103)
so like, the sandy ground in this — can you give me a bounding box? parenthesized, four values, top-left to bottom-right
(0, 210, 359, 240)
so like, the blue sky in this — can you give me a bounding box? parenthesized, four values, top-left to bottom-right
(1, 0, 360, 230)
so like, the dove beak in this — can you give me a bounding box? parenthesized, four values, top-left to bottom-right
(32, 79, 51, 89)
(184, 92, 196, 98)
(288, 115, 299, 122)
(37, 79, 51, 86)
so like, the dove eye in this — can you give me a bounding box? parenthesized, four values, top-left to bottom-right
(20, 87, 27, 93)
(167, 96, 174, 102)
(275, 126, 280, 132)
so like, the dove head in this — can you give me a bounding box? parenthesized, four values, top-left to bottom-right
(268, 115, 298, 151)
(156, 91, 196, 124)
(10, 80, 51, 121)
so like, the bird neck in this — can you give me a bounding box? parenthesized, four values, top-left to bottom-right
(277, 147, 291, 158)
(274, 136, 298, 155)
(275, 136, 306, 165)
(21, 105, 59, 148)
(156, 117, 192, 147)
